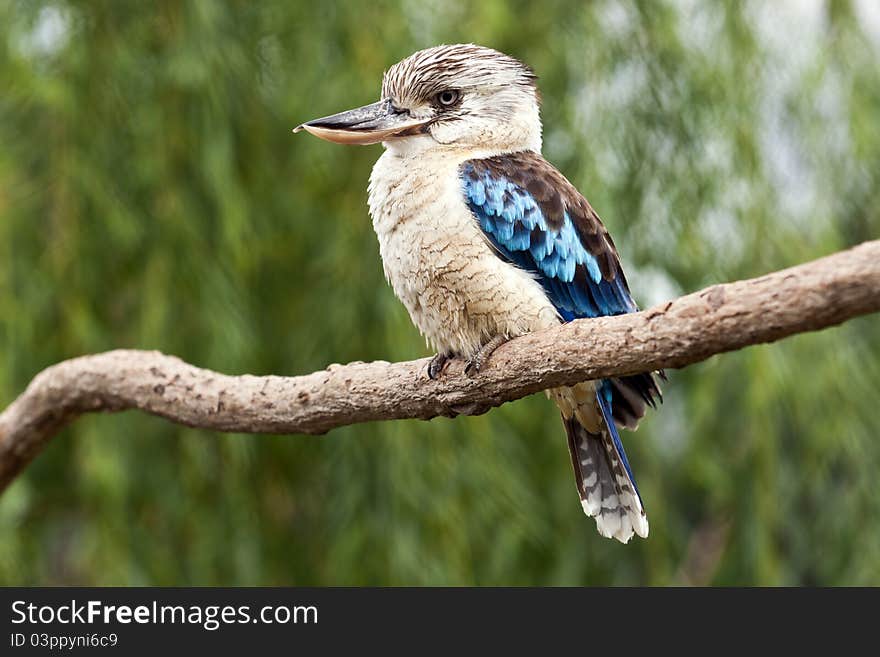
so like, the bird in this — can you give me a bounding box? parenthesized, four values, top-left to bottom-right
(294, 44, 662, 543)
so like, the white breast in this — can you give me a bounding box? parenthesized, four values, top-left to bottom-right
(367, 147, 560, 357)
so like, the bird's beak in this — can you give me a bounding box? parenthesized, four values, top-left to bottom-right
(293, 99, 430, 145)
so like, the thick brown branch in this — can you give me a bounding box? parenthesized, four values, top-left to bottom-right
(1, 241, 879, 493)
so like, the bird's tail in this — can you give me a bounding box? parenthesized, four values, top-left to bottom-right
(550, 381, 649, 543)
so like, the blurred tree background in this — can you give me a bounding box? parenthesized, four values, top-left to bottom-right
(1, 0, 879, 586)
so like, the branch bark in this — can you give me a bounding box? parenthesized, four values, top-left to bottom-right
(1, 240, 879, 493)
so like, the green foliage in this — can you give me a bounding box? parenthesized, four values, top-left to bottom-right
(1, 0, 878, 585)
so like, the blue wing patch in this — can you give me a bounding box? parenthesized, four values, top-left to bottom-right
(461, 155, 637, 321)
(461, 152, 662, 430)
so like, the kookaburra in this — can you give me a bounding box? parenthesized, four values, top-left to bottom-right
(295, 44, 662, 543)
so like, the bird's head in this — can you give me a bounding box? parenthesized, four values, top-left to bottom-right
(294, 44, 541, 156)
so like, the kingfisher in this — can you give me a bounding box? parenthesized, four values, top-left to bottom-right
(295, 44, 662, 543)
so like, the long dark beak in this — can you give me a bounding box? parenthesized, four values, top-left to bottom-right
(293, 99, 430, 145)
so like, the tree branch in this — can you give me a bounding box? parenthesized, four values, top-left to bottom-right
(1, 240, 879, 493)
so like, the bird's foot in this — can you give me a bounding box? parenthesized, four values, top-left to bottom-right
(465, 335, 509, 377)
(427, 351, 454, 380)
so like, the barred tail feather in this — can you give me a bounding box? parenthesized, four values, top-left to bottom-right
(558, 383, 649, 543)
(609, 372, 663, 431)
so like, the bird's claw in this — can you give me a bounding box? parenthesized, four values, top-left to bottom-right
(464, 335, 508, 378)
(427, 352, 453, 380)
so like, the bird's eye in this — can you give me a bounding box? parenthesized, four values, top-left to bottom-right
(435, 90, 460, 107)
